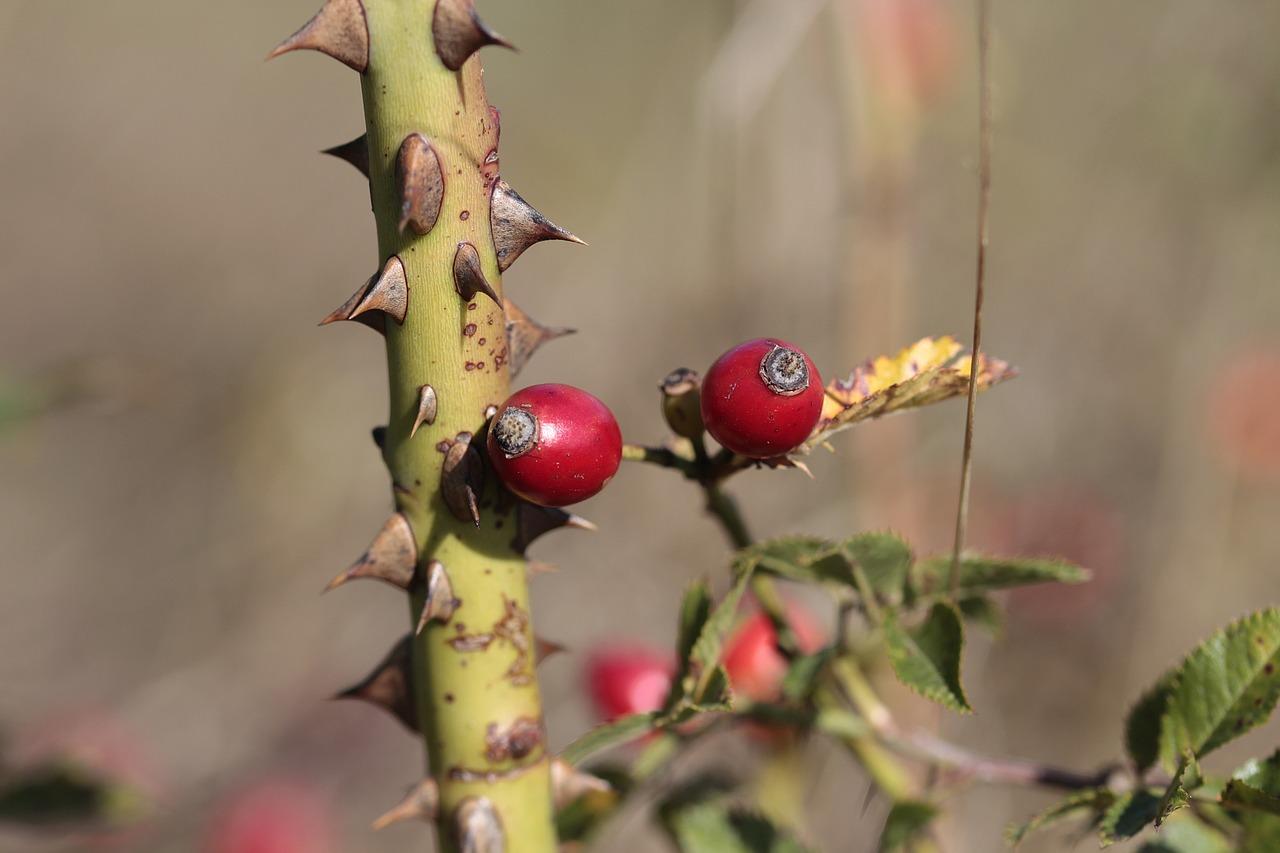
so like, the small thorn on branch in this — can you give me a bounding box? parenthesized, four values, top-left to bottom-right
(504, 298, 575, 378)
(321, 134, 370, 178)
(267, 0, 369, 73)
(511, 500, 596, 554)
(432, 0, 515, 72)
(334, 634, 418, 732)
(453, 242, 501, 307)
(397, 133, 445, 236)
(490, 180, 584, 272)
(320, 256, 409, 332)
(441, 433, 486, 527)
(411, 384, 438, 438)
(372, 425, 387, 450)
(372, 778, 439, 831)
(324, 512, 417, 592)
(454, 797, 505, 853)
(550, 759, 611, 810)
(415, 560, 459, 634)
(535, 636, 566, 665)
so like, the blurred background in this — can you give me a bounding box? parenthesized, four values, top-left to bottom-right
(2, 0, 1279, 850)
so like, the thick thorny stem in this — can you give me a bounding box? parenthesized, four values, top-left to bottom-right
(361, 1, 555, 848)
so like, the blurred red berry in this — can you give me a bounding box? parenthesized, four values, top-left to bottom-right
(701, 338, 825, 459)
(1209, 347, 1280, 480)
(586, 647, 675, 721)
(488, 383, 623, 507)
(204, 779, 334, 853)
(723, 606, 825, 702)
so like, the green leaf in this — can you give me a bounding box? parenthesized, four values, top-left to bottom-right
(1136, 810, 1233, 853)
(781, 649, 834, 703)
(659, 782, 815, 853)
(686, 564, 757, 702)
(732, 536, 848, 587)
(913, 555, 1089, 599)
(1005, 788, 1115, 847)
(676, 581, 713, 664)
(878, 801, 938, 852)
(0, 763, 143, 828)
(1241, 813, 1280, 852)
(883, 603, 971, 714)
(560, 713, 659, 766)
(1222, 750, 1280, 816)
(1099, 790, 1162, 847)
(1126, 676, 1175, 773)
(957, 595, 1004, 635)
(1158, 608, 1280, 769)
(840, 533, 913, 603)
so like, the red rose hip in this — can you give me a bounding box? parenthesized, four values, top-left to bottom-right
(586, 647, 675, 721)
(487, 383, 623, 507)
(700, 338, 824, 458)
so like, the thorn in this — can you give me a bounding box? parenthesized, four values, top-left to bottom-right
(324, 513, 417, 592)
(372, 425, 387, 450)
(535, 636, 566, 665)
(432, 0, 515, 72)
(452, 243, 501, 308)
(526, 560, 557, 578)
(454, 797, 504, 853)
(321, 134, 370, 178)
(511, 501, 596, 554)
(415, 561, 459, 634)
(490, 180, 585, 272)
(267, 0, 369, 73)
(334, 634, 418, 732)
(550, 759, 611, 810)
(397, 133, 445, 236)
(441, 433, 485, 527)
(372, 779, 439, 831)
(504, 298, 575, 378)
(410, 385, 438, 438)
(320, 256, 409, 331)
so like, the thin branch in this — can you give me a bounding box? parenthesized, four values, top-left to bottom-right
(949, 0, 994, 595)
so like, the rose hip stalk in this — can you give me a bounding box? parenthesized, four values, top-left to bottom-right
(701, 338, 824, 459)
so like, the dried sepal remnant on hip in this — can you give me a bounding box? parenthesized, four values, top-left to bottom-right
(267, 0, 370, 73)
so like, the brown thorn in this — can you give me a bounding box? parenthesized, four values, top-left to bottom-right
(453, 243, 501, 308)
(321, 134, 370, 178)
(397, 133, 445, 236)
(415, 560, 459, 635)
(432, 0, 516, 72)
(372, 425, 387, 450)
(490, 180, 585, 272)
(371, 778, 439, 831)
(535, 636, 566, 665)
(512, 501, 596, 554)
(454, 797, 505, 853)
(334, 634, 418, 732)
(266, 0, 369, 73)
(550, 759, 612, 810)
(441, 433, 486, 527)
(504, 298, 576, 378)
(351, 256, 409, 324)
(410, 385, 438, 439)
(324, 512, 416, 593)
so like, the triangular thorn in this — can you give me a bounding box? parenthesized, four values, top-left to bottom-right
(410, 385, 438, 438)
(490, 180, 585, 272)
(511, 501, 596, 554)
(320, 256, 409, 331)
(372, 779, 439, 831)
(453, 243, 501, 307)
(432, 0, 515, 72)
(321, 134, 370, 178)
(397, 133, 445, 236)
(454, 797, 504, 853)
(415, 561, 459, 635)
(535, 636, 566, 665)
(267, 0, 370, 73)
(324, 512, 417, 592)
(441, 433, 485, 527)
(334, 634, 418, 732)
(504, 298, 575, 378)
(550, 759, 612, 810)
(372, 425, 387, 450)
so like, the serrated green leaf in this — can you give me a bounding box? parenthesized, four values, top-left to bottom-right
(1126, 676, 1175, 774)
(957, 595, 1004, 635)
(1136, 809, 1233, 853)
(883, 603, 971, 714)
(687, 566, 757, 701)
(1005, 788, 1115, 847)
(732, 536, 848, 587)
(1157, 753, 1199, 827)
(1222, 753, 1280, 815)
(560, 713, 659, 766)
(1099, 790, 1162, 847)
(781, 649, 834, 703)
(677, 581, 713, 664)
(913, 555, 1089, 600)
(878, 801, 938, 852)
(841, 533, 913, 603)
(1158, 608, 1280, 769)
(1241, 813, 1280, 852)
(659, 782, 815, 853)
